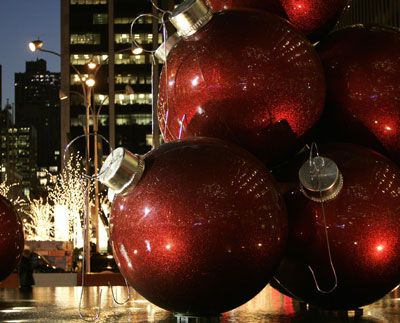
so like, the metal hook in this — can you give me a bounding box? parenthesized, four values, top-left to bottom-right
(78, 177, 103, 321)
(108, 277, 132, 305)
(63, 132, 112, 181)
(305, 142, 338, 294)
(150, 0, 172, 14)
(130, 14, 161, 55)
(78, 287, 103, 322)
(130, 11, 172, 55)
(308, 142, 320, 167)
(306, 189, 338, 294)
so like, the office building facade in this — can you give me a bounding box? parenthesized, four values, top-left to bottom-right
(60, 0, 176, 157)
(14, 59, 61, 171)
(0, 125, 38, 198)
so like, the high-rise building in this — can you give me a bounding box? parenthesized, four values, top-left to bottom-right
(0, 125, 38, 199)
(0, 64, 2, 109)
(14, 59, 61, 171)
(60, 0, 176, 157)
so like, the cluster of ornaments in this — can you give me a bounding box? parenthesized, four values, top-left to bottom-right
(99, 0, 400, 317)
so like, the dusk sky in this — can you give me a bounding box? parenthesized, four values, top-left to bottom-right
(0, 0, 60, 108)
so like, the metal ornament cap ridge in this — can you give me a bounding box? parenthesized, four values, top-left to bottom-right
(98, 147, 145, 195)
(170, 0, 213, 38)
(299, 156, 344, 202)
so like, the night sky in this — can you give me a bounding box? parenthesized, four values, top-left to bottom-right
(0, 0, 60, 108)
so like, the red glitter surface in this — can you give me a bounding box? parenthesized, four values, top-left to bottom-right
(0, 196, 24, 282)
(316, 25, 400, 164)
(158, 10, 325, 166)
(280, 0, 349, 40)
(110, 138, 288, 315)
(271, 143, 400, 309)
(206, 0, 285, 15)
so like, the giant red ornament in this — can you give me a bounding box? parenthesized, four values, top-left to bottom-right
(100, 138, 287, 315)
(158, 0, 325, 166)
(271, 143, 400, 309)
(205, 0, 348, 40)
(206, 0, 285, 15)
(280, 0, 349, 40)
(0, 195, 24, 282)
(315, 25, 400, 163)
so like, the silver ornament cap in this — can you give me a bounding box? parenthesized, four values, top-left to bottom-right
(98, 147, 145, 194)
(155, 33, 182, 62)
(299, 156, 343, 202)
(170, 0, 213, 38)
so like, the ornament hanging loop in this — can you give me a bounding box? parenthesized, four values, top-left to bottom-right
(130, 13, 170, 55)
(300, 142, 339, 294)
(63, 132, 112, 181)
(150, 0, 173, 14)
(108, 277, 132, 305)
(308, 142, 320, 167)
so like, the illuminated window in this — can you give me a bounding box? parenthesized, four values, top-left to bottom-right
(71, 74, 89, 85)
(115, 33, 131, 44)
(116, 114, 152, 126)
(115, 54, 146, 65)
(70, 54, 108, 65)
(49, 166, 58, 172)
(131, 33, 153, 44)
(94, 94, 110, 106)
(122, 33, 162, 45)
(71, 34, 101, 45)
(93, 13, 108, 24)
(71, 0, 107, 4)
(115, 93, 152, 105)
(114, 16, 153, 24)
(115, 74, 151, 85)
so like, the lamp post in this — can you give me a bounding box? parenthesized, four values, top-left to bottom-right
(29, 39, 97, 273)
(29, 39, 136, 272)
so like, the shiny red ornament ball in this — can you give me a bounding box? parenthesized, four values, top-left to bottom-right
(158, 9, 325, 166)
(280, 0, 349, 40)
(206, 0, 285, 15)
(316, 25, 400, 163)
(0, 196, 24, 282)
(110, 138, 287, 315)
(271, 143, 400, 309)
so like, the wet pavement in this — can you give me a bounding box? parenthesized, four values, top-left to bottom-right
(0, 285, 399, 322)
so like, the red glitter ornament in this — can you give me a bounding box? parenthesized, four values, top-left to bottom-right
(316, 25, 400, 164)
(206, 0, 285, 15)
(0, 196, 24, 282)
(158, 0, 325, 166)
(100, 138, 287, 315)
(280, 0, 349, 40)
(271, 143, 400, 309)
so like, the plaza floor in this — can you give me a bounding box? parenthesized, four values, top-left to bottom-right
(0, 285, 399, 322)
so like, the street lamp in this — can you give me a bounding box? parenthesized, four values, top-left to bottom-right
(29, 39, 44, 52)
(29, 39, 99, 273)
(29, 38, 137, 273)
(132, 47, 144, 55)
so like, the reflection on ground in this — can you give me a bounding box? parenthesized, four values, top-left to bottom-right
(0, 285, 399, 322)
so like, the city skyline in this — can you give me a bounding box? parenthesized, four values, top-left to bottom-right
(0, 0, 60, 108)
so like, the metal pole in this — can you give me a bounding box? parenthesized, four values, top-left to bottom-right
(34, 38, 93, 272)
(108, 0, 116, 150)
(92, 91, 100, 254)
(152, 0, 161, 148)
(84, 87, 92, 273)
